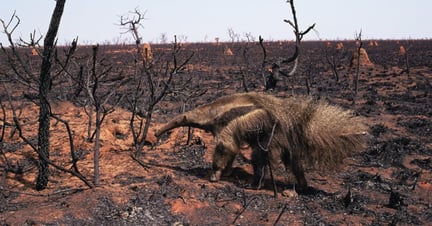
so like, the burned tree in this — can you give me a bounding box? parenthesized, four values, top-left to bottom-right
(352, 30, 362, 105)
(83, 44, 125, 186)
(324, 41, 345, 83)
(264, 0, 316, 91)
(0, 0, 68, 190)
(35, 0, 67, 190)
(399, 44, 411, 74)
(0, 1, 92, 190)
(283, 0, 315, 74)
(120, 8, 194, 157)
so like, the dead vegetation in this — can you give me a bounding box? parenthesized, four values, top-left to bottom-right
(0, 39, 431, 225)
(0, 2, 431, 225)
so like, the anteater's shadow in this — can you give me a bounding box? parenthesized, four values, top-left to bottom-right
(226, 167, 330, 196)
(144, 161, 329, 196)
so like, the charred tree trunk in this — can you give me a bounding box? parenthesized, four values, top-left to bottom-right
(91, 45, 101, 186)
(36, 0, 66, 191)
(353, 31, 362, 106)
(94, 104, 102, 186)
(282, 0, 315, 93)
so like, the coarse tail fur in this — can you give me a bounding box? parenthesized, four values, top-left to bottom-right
(156, 92, 369, 193)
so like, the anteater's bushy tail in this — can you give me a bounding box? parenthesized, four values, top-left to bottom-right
(239, 93, 369, 170)
(302, 100, 369, 169)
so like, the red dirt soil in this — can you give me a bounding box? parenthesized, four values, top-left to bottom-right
(0, 40, 431, 225)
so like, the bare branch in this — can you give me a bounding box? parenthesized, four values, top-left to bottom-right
(7, 98, 93, 189)
(18, 30, 43, 47)
(256, 121, 278, 197)
(0, 11, 21, 48)
(283, 19, 296, 30)
(0, 12, 40, 90)
(119, 8, 194, 157)
(258, 36, 267, 69)
(300, 23, 316, 39)
(280, 0, 316, 91)
(119, 8, 147, 43)
(50, 114, 80, 174)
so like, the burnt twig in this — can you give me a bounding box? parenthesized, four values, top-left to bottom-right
(273, 203, 288, 225)
(232, 196, 258, 224)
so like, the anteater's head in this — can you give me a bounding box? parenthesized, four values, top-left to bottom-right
(210, 142, 237, 182)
